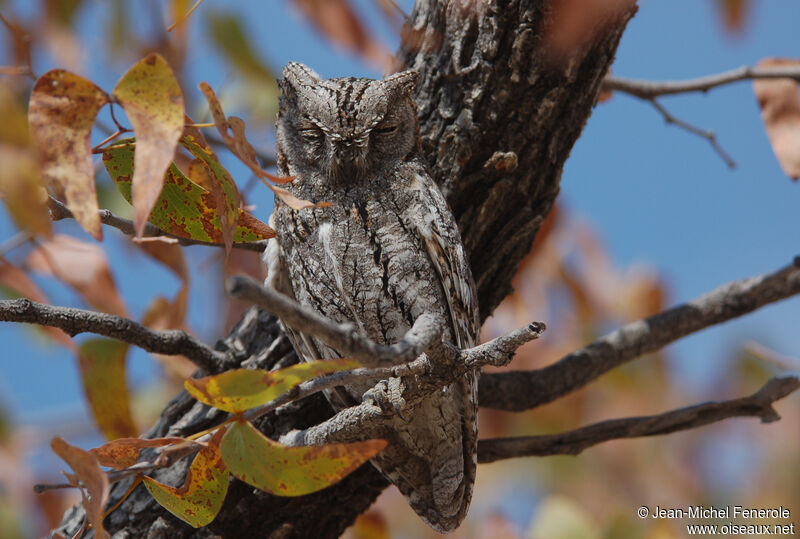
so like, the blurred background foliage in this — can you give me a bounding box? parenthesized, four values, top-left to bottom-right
(0, 0, 798, 537)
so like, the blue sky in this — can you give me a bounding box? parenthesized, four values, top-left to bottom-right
(1, 0, 798, 453)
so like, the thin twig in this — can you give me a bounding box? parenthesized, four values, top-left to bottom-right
(167, 0, 205, 32)
(480, 257, 800, 411)
(0, 298, 227, 372)
(478, 375, 800, 463)
(603, 65, 800, 99)
(47, 197, 268, 253)
(648, 98, 736, 169)
(226, 275, 446, 367)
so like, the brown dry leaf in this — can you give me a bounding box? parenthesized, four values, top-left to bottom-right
(27, 235, 129, 317)
(715, 0, 751, 35)
(113, 54, 185, 237)
(137, 240, 188, 282)
(78, 338, 137, 440)
(28, 70, 109, 240)
(543, 0, 636, 61)
(186, 158, 216, 191)
(0, 258, 73, 349)
(753, 58, 800, 180)
(291, 0, 386, 64)
(90, 437, 188, 468)
(51, 437, 110, 539)
(197, 82, 232, 144)
(227, 116, 292, 184)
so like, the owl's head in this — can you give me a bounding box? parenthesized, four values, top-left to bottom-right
(276, 62, 419, 186)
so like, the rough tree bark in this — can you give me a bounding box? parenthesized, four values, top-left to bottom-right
(56, 1, 636, 537)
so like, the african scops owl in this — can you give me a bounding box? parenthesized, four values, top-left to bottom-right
(265, 62, 480, 532)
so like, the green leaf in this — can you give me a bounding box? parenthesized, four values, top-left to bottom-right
(143, 435, 228, 528)
(221, 420, 387, 496)
(112, 53, 185, 237)
(180, 132, 240, 252)
(78, 338, 136, 440)
(185, 359, 361, 413)
(102, 139, 274, 243)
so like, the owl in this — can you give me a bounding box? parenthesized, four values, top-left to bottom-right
(264, 62, 480, 532)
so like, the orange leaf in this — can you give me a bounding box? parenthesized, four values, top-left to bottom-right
(753, 58, 800, 180)
(543, 0, 635, 62)
(113, 54, 185, 237)
(26, 235, 129, 317)
(90, 437, 189, 468)
(291, 0, 386, 64)
(142, 429, 228, 528)
(0, 257, 73, 349)
(51, 437, 110, 539)
(220, 420, 386, 496)
(715, 0, 751, 35)
(78, 339, 137, 440)
(28, 70, 109, 240)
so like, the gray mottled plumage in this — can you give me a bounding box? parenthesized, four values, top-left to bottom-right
(265, 62, 479, 532)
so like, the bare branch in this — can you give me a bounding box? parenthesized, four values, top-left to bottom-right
(47, 197, 268, 252)
(480, 258, 800, 411)
(478, 375, 800, 463)
(648, 98, 736, 169)
(0, 298, 227, 372)
(462, 322, 546, 369)
(226, 275, 445, 367)
(603, 65, 800, 99)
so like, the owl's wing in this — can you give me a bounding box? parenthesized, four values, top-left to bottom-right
(397, 169, 480, 530)
(407, 172, 480, 349)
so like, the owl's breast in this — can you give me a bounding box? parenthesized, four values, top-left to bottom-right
(276, 192, 450, 354)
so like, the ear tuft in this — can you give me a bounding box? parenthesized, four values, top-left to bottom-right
(383, 70, 418, 96)
(281, 62, 322, 95)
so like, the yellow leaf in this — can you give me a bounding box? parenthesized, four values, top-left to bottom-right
(220, 420, 386, 496)
(113, 54, 185, 237)
(28, 70, 109, 240)
(143, 431, 228, 528)
(185, 359, 361, 413)
(78, 339, 137, 440)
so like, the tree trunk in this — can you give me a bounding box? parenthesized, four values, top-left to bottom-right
(55, 1, 635, 537)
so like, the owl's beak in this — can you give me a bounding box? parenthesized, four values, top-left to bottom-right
(330, 139, 367, 181)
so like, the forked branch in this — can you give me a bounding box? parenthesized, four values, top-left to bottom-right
(480, 258, 800, 411)
(478, 375, 800, 463)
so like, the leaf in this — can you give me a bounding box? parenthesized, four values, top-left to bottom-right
(753, 58, 800, 180)
(143, 429, 228, 528)
(290, 0, 386, 64)
(113, 54, 185, 237)
(206, 11, 277, 83)
(0, 258, 73, 348)
(715, 0, 751, 35)
(90, 437, 188, 468)
(543, 0, 635, 62)
(179, 132, 241, 253)
(26, 235, 129, 317)
(51, 437, 110, 539)
(0, 85, 51, 237)
(185, 359, 361, 413)
(78, 338, 137, 440)
(220, 420, 387, 496)
(103, 140, 274, 243)
(28, 70, 109, 240)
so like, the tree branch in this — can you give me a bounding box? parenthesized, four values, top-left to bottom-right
(602, 64, 800, 99)
(0, 298, 227, 373)
(226, 275, 445, 367)
(478, 375, 800, 463)
(47, 197, 268, 252)
(480, 258, 800, 411)
(648, 98, 736, 169)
